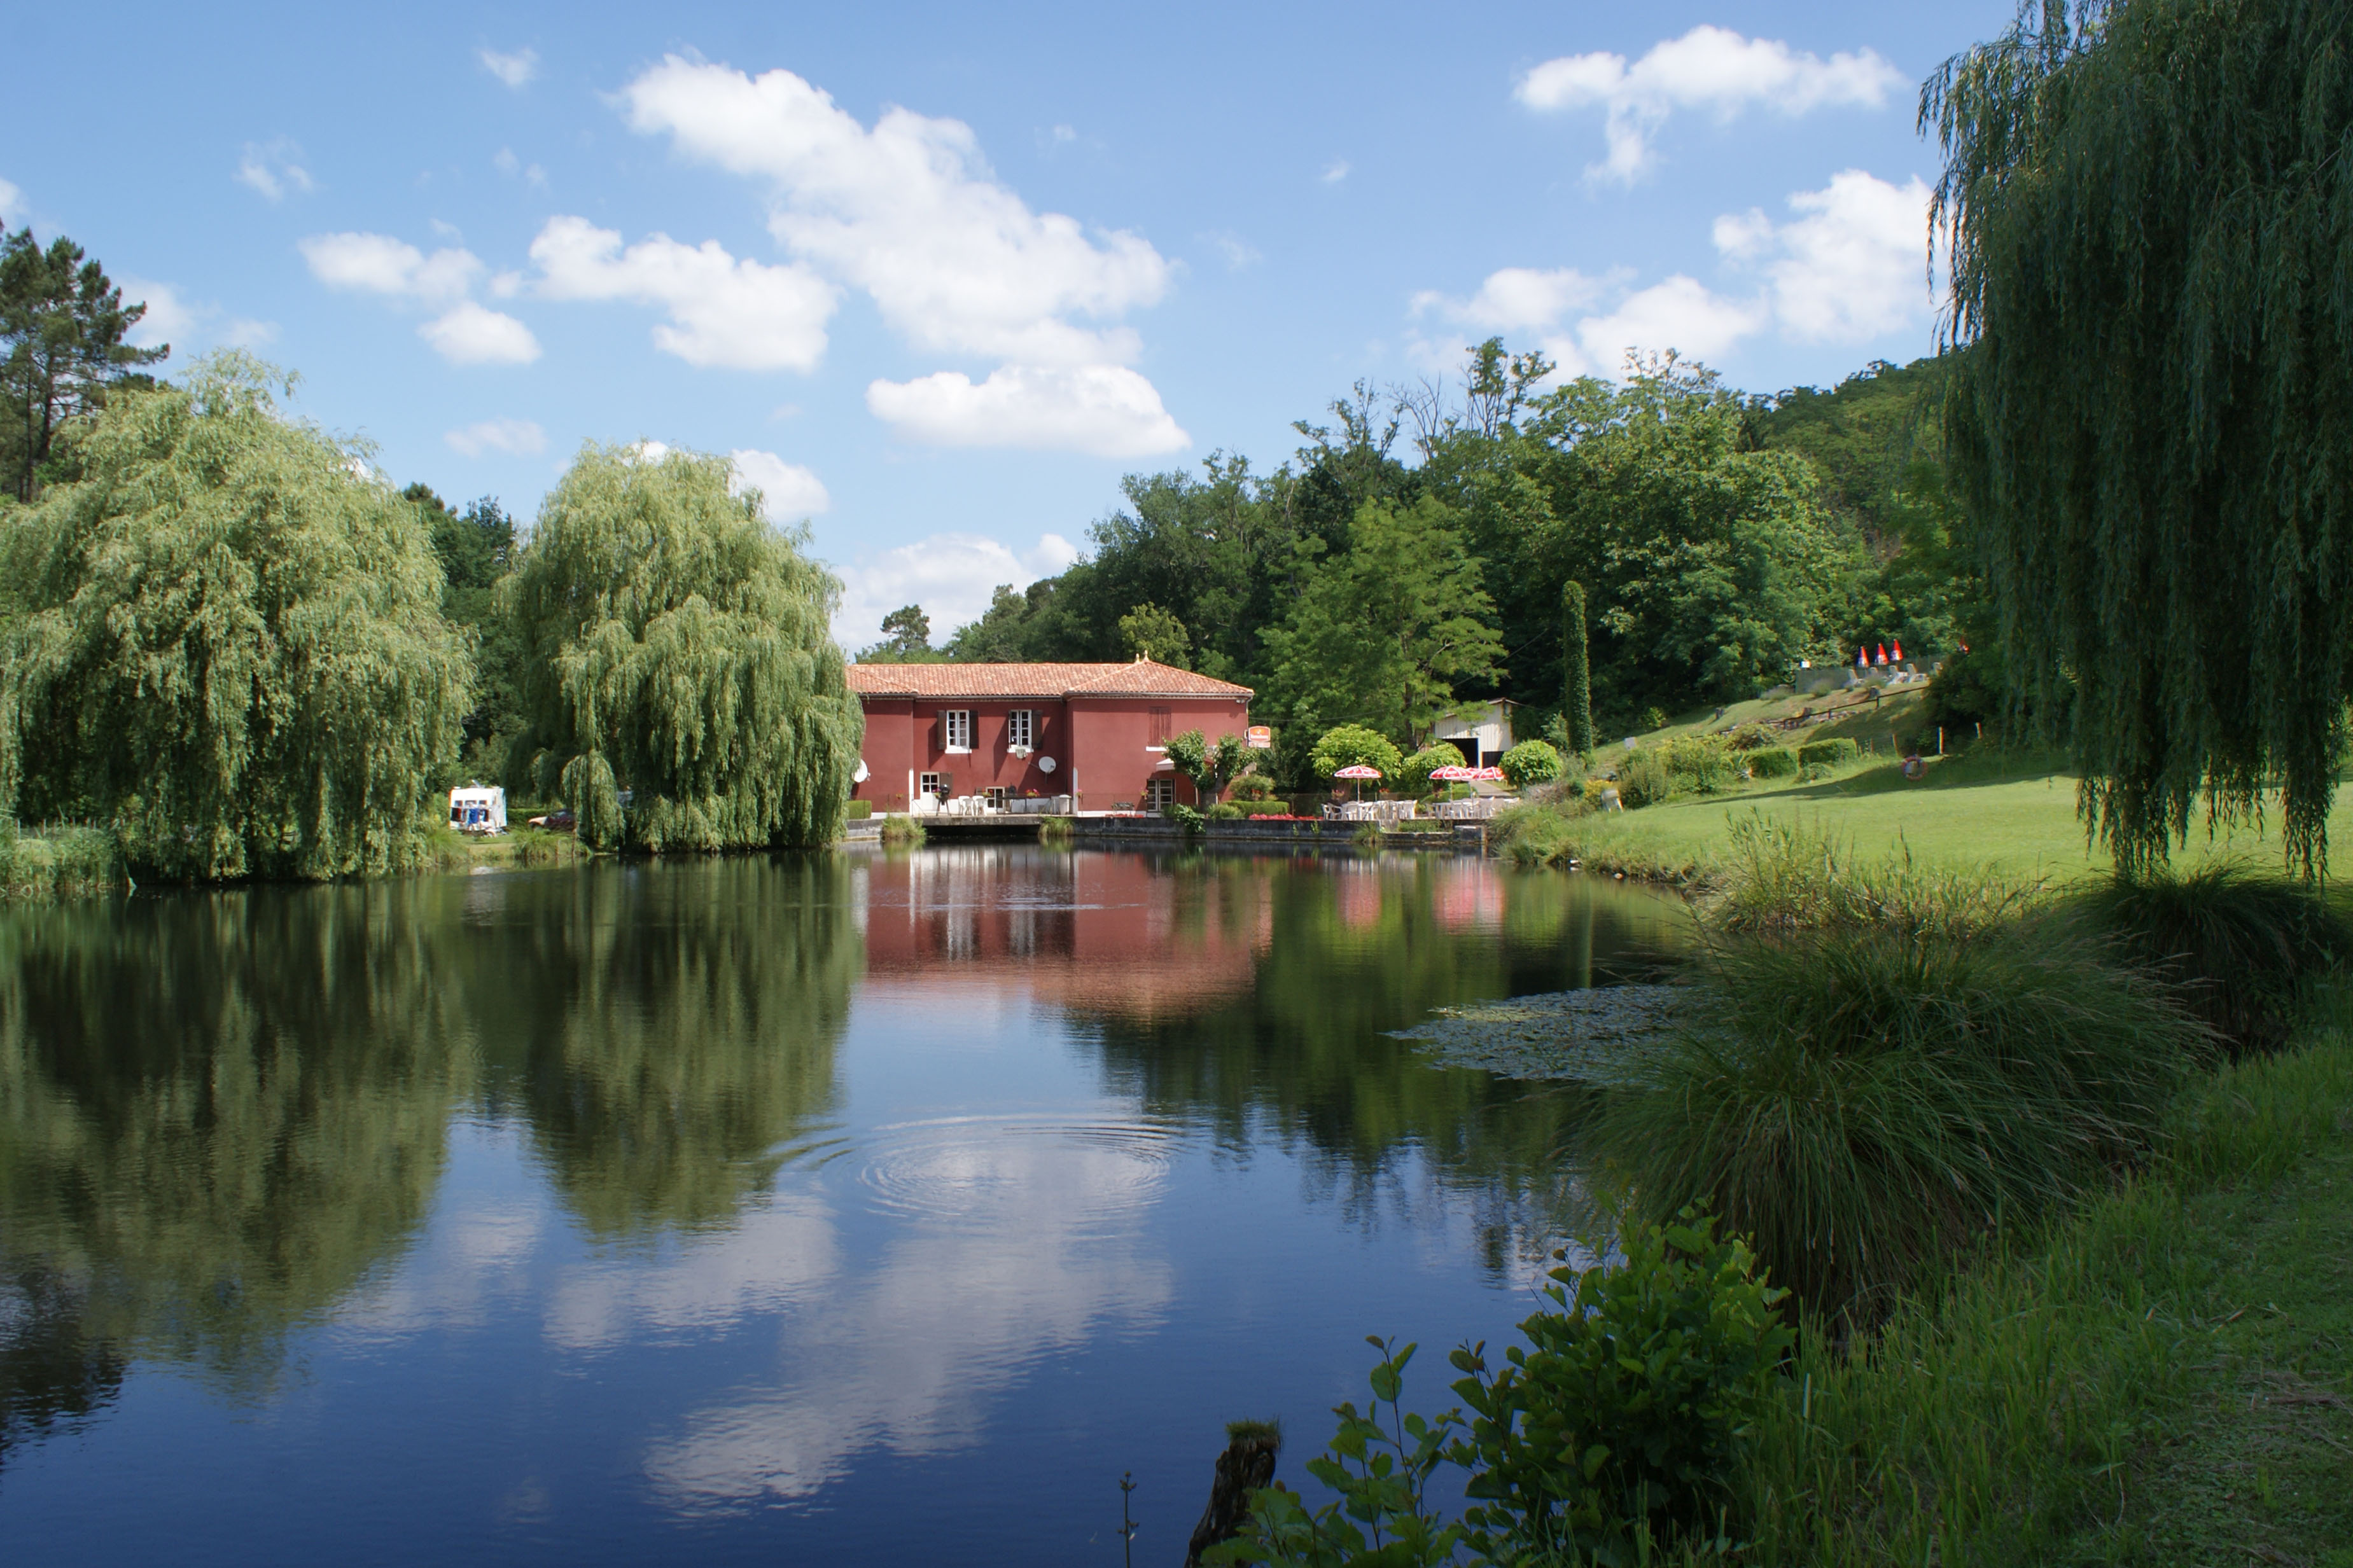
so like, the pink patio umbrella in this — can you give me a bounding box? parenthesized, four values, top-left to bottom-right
(1470, 767, 1509, 783)
(1333, 762, 1383, 801)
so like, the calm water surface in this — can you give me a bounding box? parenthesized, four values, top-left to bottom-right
(0, 848, 1689, 1564)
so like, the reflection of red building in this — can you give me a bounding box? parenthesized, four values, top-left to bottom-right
(847, 660, 1253, 814)
(858, 850, 1267, 1021)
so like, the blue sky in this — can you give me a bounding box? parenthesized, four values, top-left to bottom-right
(3, 1, 2012, 646)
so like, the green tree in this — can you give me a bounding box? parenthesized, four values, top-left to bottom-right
(0, 354, 470, 879)
(1266, 497, 1505, 747)
(504, 441, 860, 851)
(1560, 579, 1594, 758)
(1927, 0, 2353, 874)
(1117, 601, 1191, 667)
(1, 229, 168, 501)
(856, 602, 944, 663)
(1309, 725, 1404, 781)
(1165, 728, 1249, 801)
(405, 484, 524, 775)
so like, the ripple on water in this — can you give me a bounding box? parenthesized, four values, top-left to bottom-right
(854, 1114, 1184, 1229)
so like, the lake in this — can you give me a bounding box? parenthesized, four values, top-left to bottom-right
(0, 847, 1689, 1565)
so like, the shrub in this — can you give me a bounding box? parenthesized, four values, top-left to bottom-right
(1226, 771, 1279, 803)
(1641, 705, 1670, 732)
(1722, 723, 1780, 752)
(1747, 746, 1798, 779)
(1711, 813, 2041, 940)
(1309, 724, 1402, 781)
(2066, 861, 2353, 1057)
(1616, 747, 1677, 808)
(1448, 1211, 1794, 1562)
(1796, 737, 1861, 769)
(1243, 801, 1296, 817)
(1660, 735, 1736, 794)
(1497, 739, 1563, 788)
(1399, 744, 1464, 796)
(1167, 802, 1206, 835)
(1205, 802, 1245, 821)
(1591, 924, 2203, 1325)
(844, 800, 874, 820)
(879, 815, 925, 847)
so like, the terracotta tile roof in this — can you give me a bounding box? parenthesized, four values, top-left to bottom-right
(846, 659, 1253, 700)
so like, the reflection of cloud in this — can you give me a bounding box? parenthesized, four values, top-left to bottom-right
(644, 1127, 1173, 1508)
(545, 1198, 841, 1352)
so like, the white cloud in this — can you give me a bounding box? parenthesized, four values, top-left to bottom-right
(223, 318, 279, 348)
(866, 364, 1187, 458)
(480, 46, 538, 89)
(527, 215, 834, 371)
(0, 177, 22, 223)
(421, 303, 541, 364)
(1321, 159, 1351, 184)
(622, 58, 1170, 367)
(1204, 232, 1261, 271)
(834, 531, 1080, 649)
(120, 277, 277, 355)
(1574, 275, 1768, 366)
(493, 147, 548, 186)
(728, 448, 830, 522)
(1715, 170, 1932, 342)
(1518, 27, 1906, 184)
(1413, 169, 1930, 374)
(301, 232, 481, 305)
(235, 139, 314, 202)
(445, 417, 547, 457)
(303, 232, 540, 365)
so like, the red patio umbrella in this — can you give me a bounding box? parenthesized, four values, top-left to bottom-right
(1334, 763, 1382, 801)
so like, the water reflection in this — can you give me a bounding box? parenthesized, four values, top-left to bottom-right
(0, 849, 1693, 1559)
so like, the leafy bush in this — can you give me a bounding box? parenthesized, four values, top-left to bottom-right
(1641, 705, 1671, 732)
(1399, 744, 1464, 796)
(1209, 1212, 1793, 1567)
(1497, 739, 1563, 788)
(1448, 1211, 1794, 1562)
(1166, 802, 1206, 835)
(1310, 725, 1402, 781)
(1592, 923, 2203, 1325)
(1796, 737, 1861, 768)
(1722, 723, 1780, 752)
(1659, 735, 1735, 794)
(1206, 802, 1246, 821)
(1747, 746, 1798, 779)
(1617, 747, 1677, 808)
(1243, 801, 1298, 817)
(1227, 771, 1280, 803)
(2067, 862, 2353, 1057)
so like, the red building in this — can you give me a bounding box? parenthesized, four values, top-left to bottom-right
(846, 659, 1254, 814)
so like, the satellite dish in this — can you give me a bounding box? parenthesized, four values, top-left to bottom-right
(852, 760, 870, 784)
(1038, 756, 1058, 774)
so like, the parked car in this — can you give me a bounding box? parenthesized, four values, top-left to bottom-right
(527, 810, 576, 832)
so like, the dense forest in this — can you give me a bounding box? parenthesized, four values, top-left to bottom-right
(863, 343, 1988, 776)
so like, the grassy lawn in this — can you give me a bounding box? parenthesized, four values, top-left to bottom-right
(1512, 743, 2353, 887)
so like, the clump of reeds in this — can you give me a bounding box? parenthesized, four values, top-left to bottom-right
(2064, 859, 2350, 1056)
(1593, 922, 2203, 1328)
(0, 822, 129, 899)
(1708, 810, 2039, 940)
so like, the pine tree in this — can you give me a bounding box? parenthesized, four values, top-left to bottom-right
(0, 228, 167, 501)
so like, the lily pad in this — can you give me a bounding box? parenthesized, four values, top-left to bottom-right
(1392, 984, 1696, 1085)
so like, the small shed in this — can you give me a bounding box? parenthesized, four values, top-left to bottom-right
(1432, 700, 1516, 767)
(448, 785, 507, 834)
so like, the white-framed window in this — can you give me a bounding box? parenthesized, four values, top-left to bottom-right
(941, 710, 973, 753)
(919, 771, 947, 799)
(1007, 709, 1035, 750)
(984, 786, 1009, 810)
(1144, 778, 1177, 810)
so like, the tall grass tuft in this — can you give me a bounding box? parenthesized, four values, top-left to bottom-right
(1709, 811, 2039, 940)
(2065, 860, 2352, 1057)
(0, 822, 129, 899)
(1591, 923, 2204, 1327)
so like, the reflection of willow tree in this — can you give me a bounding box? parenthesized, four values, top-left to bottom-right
(1083, 861, 1691, 1265)
(468, 857, 862, 1238)
(0, 887, 471, 1391)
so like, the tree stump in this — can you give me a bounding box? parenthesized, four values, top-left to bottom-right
(1183, 1420, 1281, 1566)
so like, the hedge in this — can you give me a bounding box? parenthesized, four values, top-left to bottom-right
(1797, 738, 1861, 769)
(1748, 746, 1799, 779)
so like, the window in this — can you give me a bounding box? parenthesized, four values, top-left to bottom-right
(1144, 778, 1176, 810)
(1147, 706, 1173, 746)
(984, 786, 1009, 810)
(919, 772, 947, 799)
(941, 710, 972, 752)
(1006, 709, 1034, 750)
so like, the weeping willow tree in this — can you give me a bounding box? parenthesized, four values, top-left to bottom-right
(505, 443, 861, 850)
(0, 354, 470, 879)
(1927, 0, 2353, 875)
